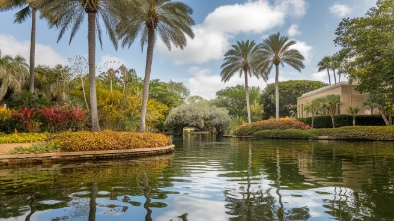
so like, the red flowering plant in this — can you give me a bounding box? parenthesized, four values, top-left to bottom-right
(233, 117, 310, 136)
(39, 105, 86, 132)
(11, 107, 41, 132)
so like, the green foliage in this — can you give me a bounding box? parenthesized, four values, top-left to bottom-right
(324, 126, 394, 141)
(261, 80, 327, 119)
(11, 142, 61, 154)
(253, 129, 320, 139)
(8, 90, 50, 108)
(226, 116, 246, 135)
(56, 130, 172, 152)
(0, 118, 23, 134)
(299, 115, 386, 128)
(0, 132, 48, 143)
(233, 117, 310, 136)
(213, 85, 262, 117)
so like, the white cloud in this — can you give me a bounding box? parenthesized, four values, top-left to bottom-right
(0, 34, 67, 67)
(288, 24, 302, 37)
(157, 0, 307, 65)
(290, 40, 313, 63)
(311, 71, 328, 82)
(186, 67, 266, 99)
(329, 4, 352, 18)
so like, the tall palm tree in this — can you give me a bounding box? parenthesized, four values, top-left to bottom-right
(117, 0, 195, 132)
(0, 50, 29, 102)
(220, 40, 266, 124)
(38, 0, 130, 132)
(0, 0, 37, 93)
(318, 56, 332, 85)
(258, 33, 305, 121)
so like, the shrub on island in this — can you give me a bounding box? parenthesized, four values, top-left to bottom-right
(0, 132, 48, 143)
(233, 117, 310, 136)
(55, 130, 172, 152)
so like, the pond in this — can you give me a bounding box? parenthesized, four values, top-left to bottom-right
(1, 134, 394, 221)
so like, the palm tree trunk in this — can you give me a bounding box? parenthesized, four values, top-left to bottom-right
(138, 27, 155, 132)
(333, 69, 337, 84)
(327, 69, 331, 85)
(29, 7, 36, 93)
(88, 12, 100, 132)
(244, 71, 251, 124)
(275, 64, 280, 121)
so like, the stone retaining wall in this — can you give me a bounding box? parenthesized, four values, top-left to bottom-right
(0, 145, 175, 167)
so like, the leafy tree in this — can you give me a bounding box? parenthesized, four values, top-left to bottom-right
(261, 80, 327, 119)
(0, 0, 38, 92)
(213, 85, 261, 119)
(334, 0, 394, 125)
(38, 0, 129, 132)
(220, 40, 266, 124)
(187, 95, 206, 104)
(165, 102, 231, 138)
(149, 79, 185, 109)
(167, 80, 190, 100)
(0, 50, 29, 102)
(116, 0, 195, 132)
(364, 92, 392, 125)
(303, 97, 323, 128)
(258, 33, 305, 121)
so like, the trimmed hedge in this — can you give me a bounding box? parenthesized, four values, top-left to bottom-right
(299, 115, 385, 128)
(253, 129, 320, 139)
(55, 130, 172, 152)
(233, 119, 310, 136)
(252, 126, 394, 141)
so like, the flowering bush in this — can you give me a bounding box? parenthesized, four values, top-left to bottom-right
(39, 105, 86, 132)
(55, 130, 172, 152)
(233, 117, 310, 136)
(0, 107, 12, 121)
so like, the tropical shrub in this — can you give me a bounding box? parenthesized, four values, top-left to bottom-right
(55, 130, 172, 152)
(299, 115, 386, 128)
(11, 142, 61, 154)
(11, 107, 41, 132)
(0, 132, 48, 143)
(39, 105, 86, 132)
(322, 126, 394, 141)
(233, 117, 310, 136)
(0, 107, 11, 121)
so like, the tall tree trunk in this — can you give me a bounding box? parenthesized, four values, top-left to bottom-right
(275, 64, 280, 121)
(333, 69, 337, 84)
(29, 7, 36, 93)
(327, 69, 331, 85)
(244, 71, 251, 124)
(138, 27, 155, 132)
(88, 12, 100, 132)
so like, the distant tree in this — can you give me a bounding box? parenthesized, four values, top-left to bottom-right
(166, 102, 231, 138)
(258, 33, 305, 121)
(347, 106, 361, 126)
(303, 98, 322, 128)
(323, 95, 343, 128)
(213, 85, 261, 118)
(220, 40, 266, 123)
(261, 80, 327, 119)
(0, 51, 29, 102)
(68, 55, 89, 110)
(187, 95, 206, 104)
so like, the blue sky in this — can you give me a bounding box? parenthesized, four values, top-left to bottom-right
(0, 0, 376, 99)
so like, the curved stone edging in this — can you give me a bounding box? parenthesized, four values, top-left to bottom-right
(0, 144, 175, 167)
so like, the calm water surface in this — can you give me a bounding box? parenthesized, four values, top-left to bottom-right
(1, 134, 394, 221)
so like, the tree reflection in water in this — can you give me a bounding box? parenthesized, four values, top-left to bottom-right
(141, 173, 152, 221)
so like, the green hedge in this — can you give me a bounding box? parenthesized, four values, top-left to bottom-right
(299, 115, 385, 128)
(252, 126, 394, 141)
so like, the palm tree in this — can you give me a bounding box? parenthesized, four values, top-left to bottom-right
(220, 40, 265, 124)
(323, 94, 343, 128)
(38, 0, 130, 132)
(258, 32, 305, 121)
(0, 0, 37, 93)
(117, 0, 195, 132)
(0, 50, 29, 102)
(318, 56, 332, 85)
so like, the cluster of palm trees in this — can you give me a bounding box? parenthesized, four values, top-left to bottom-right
(317, 51, 347, 85)
(303, 94, 343, 128)
(0, 0, 195, 132)
(220, 33, 305, 123)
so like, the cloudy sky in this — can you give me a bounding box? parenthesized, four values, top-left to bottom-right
(0, 0, 376, 99)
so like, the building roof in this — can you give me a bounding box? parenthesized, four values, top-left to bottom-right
(298, 81, 358, 99)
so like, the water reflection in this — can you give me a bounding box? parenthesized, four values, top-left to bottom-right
(1, 136, 394, 220)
